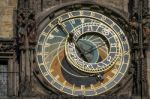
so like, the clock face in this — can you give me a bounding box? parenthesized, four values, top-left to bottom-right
(36, 10, 130, 96)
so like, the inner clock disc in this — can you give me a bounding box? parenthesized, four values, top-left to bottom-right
(36, 10, 130, 96)
(65, 22, 120, 74)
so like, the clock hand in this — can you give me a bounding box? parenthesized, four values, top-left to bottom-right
(85, 43, 106, 54)
(57, 20, 69, 36)
(74, 42, 89, 62)
(57, 21, 89, 62)
(90, 73, 104, 81)
(78, 39, 93, 48)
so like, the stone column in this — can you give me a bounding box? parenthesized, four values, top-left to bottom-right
(25, 33, 31, 82)
(147, 47, 150, 95)
(149, 0, 150, 14)
(8, 59, 14, 96)
(21, 51, 25, 83)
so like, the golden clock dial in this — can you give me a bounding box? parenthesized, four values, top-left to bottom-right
(65, 22, 120, 74)
(36, 10, 130, 96)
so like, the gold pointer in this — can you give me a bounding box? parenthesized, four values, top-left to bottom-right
(57, 20, 89, 62)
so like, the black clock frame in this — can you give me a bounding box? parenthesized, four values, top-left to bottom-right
(35, 1, 135, 97)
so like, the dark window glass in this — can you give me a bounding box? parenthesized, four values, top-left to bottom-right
(0, 64, 8, 96)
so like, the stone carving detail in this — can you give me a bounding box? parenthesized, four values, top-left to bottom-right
(0, 41, 15, 52)
(17, 9, 36, 44)
(129, 16, 138, 43)
(143, 15, 150, 42)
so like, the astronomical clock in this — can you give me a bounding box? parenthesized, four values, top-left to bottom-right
(0, 0, 149, 98)
(36, 2, 131, 96)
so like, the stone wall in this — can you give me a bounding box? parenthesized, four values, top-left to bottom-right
(0, 0, 17, 39)
(147, 46, 150, 95)
(96, 0, 128, 12)
(149, 0, 150, 14)
(146, 0, 150, 95)
(41, 0, 128, 14)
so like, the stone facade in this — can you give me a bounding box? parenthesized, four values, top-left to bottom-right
(0, 0, 17, 39)
(41, 0, 128, 14)
(0, 0, 129, 38)
(147, 47, 150, 95)
(96, 0, 128, 12)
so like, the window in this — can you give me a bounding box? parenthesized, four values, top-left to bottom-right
(0, 61, 8, 96)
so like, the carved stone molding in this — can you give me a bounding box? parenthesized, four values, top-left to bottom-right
(17, 9, 36, 45)
(143, 15, 150, 44)
(0, 40, 15, 53)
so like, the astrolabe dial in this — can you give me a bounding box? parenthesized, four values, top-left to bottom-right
(65, 22, 120, 74)
(36, 10, 130, 96)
